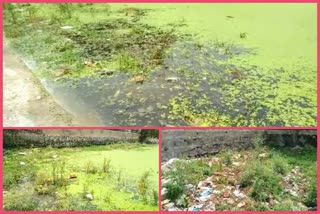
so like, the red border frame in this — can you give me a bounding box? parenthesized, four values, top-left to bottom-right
(1, 0, 319, 213)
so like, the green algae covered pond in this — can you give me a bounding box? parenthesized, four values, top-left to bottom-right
(3, 143, 159, 211)
(3, 3, 317, 126)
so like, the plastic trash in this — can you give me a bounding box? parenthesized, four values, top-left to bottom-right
(199, 187, 212, 197)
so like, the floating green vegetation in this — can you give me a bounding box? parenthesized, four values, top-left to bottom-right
(4, 4, 180, 79)
(3, 144, 159, 211)
(168, 96, 232, 126)
(3, 3, 316, 126)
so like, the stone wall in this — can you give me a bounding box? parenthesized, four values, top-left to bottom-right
(264, 130, 317, 147)
(162, 130, 316, 161)
(3, 130, 141, 148)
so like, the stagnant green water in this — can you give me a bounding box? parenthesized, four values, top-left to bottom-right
(4, 3, 316, 126)
(84, 3, 317, 71)
(3, 144, 159, 211)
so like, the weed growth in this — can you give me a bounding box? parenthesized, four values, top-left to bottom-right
(137, 171, 151, 204)
(84, 161, 98, 174)
(102, 157, 111, 173)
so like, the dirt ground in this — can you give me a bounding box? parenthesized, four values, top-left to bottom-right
(3, 45, 79, 127)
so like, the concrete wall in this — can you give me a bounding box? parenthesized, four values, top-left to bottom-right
(162, 130, 316, 162)
(4, 130, 141, 148)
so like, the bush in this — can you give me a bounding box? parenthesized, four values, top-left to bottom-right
(84, 161, 98, 174)
(52, 161, 68, 186)
(152, 189, 158, 206)
(3, 171, 22, 189)
(4, 190, 39, 211)
(240, 162, 257, 187)
(116, 52, 141, 73)
(137, 171, 150, 204)
(164, 181, 184, 202)
(57, 3, 73, 19)
(304, 181, 317, 208)
(4, 4, 18, 24)
(271, 154, 289, 175)
(102, 157, 111, 173)
(35, 170, 53, 186)
(34, 170, 55, 195)
(250, 175, 282, 201)
(165, 160, 212, 186)
(273, 200, 302, 211)
(240, 161, 282, 201)
(56, 193, 98, 211)
(138, 130, 158, 142)
(221, 150, 232, 166)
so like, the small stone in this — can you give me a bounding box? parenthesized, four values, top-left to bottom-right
(164, 202, 175, 209)
(223, 189, 231, 198)
(161, 188, 168, 196)
(258, 153, 268, 158)
(162, 158, 179, 170)
(19, 161, 26, 166)
(146, 106, 154, 112)
(289, 189, 298, 197)
(133, 75, 144, 84)
(97, 69, 113, 76)
(52, 155, 58, 159)
(162, 178, 171, 186)
(60, 25, 73, 30)
(185, 184, 194, 190)
(212, 190, 221, 194)
(162, 199, 170, 205)
(227, 198, 235, 205)
(199, 195, 211, 202)
(54, 68, 71, 77)
(292, 166, 300, 174)
(237, 201, 246, 208)
(69, 174, 77, 179)
(233, 189, 246, 199)
(85, 193, 93, 200)
(18, 152, 27, 155)
(168, 207, 180, 211)
(165, 77, 179, 82)
(234, 154, 241, 159)
(204, 201, 215, 211)
(35, 96, 42, 100)
(233, 162, 240, 166)
(54, 77, 63, 82)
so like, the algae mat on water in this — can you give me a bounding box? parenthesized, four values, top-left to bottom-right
(3, 3, 316, 126)
(3, 144, 159, 211)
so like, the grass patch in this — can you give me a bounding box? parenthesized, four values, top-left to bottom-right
(164, 159, 212, 187)
(163, 143, 317, 211)
(3, 144, 159, 211)
(4, 4, 181, 78)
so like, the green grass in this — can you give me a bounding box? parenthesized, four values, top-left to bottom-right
(162, 144, 317, 211)
(3, 144, 159, 211)
(162, 159, 213, 204)
(164, 159, 212, 187)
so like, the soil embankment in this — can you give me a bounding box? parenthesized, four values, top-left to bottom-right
(3, 45, 81, 126)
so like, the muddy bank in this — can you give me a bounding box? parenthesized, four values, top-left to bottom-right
(3, 45, 82, 127)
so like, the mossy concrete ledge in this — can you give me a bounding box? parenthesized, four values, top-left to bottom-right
(3, 130, 142, 148)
